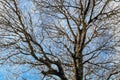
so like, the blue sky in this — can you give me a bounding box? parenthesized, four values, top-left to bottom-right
(0, 0, 41, 80)
(0, 64, 41, 80)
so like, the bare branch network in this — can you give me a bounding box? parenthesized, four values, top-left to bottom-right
(0, 0, 120, 80)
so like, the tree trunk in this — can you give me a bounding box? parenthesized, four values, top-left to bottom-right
(74, 53, 83, 80)
(59, 74, 68, 80)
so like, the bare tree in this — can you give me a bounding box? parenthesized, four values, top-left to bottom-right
(0, 0, 120, 80)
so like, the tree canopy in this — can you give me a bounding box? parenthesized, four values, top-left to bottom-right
(0, 0, 120, 80)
